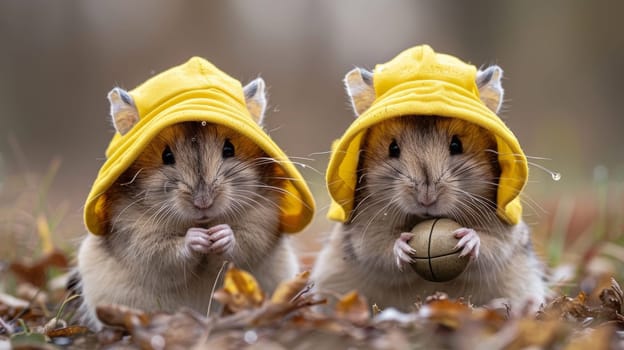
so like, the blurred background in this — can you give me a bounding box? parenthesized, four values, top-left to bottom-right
(0, 1, 622, 276)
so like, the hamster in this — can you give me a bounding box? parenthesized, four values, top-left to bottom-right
(75, 79, 298, 330)
(311, 66, 548, 310)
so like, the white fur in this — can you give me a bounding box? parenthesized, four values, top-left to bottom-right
(476, 66, 504, 113)
(344, 68, 375, 116)
(243, 78, 267, 125)
(107, 87, 139, 135)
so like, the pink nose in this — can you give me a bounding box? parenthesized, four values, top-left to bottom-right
(418, 193, 437, 207)
(193, 194, 213, 209)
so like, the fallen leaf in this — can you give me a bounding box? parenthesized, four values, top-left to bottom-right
(131, 309, 208, 350)
(95, 304, 149, 330)
(594, 277, 624, 325)
(502, 319, 571, 350)
(471, 307, 507, 332)
(213, 265, 264, 313)
(600, 277, 623, 313)
(418, 298, 471, 330)
(46, 325, 89, 338)
(564, 325, 615, 350)
(270, 271, 310, 304)
(335, 291, 370, 325)
(537, 293, 591, 322)
(9, 250, 68, 288)
(214, 296, 324, 330)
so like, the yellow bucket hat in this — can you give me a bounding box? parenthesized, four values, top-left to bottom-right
(326, 45, 528, 225)
(85, 57, 315, 235)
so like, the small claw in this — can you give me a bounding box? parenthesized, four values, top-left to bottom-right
(207, 224, 235, 255)
(185, 227, 212, 254)
(454, 235, 472, 250)
(393, 232, 417, 271)
(453, 228, 480, 259)
(184, 225, 235, 256)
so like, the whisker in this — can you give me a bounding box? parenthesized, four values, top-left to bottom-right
(119, 168, 144, 186)
(484, 149, 561, 181)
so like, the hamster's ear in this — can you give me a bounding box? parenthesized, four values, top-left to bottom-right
(344, 67, 375, 117)
(476, 65, 504, 114)
(108, 87, 139, 135)
(243, 78, 267, 125)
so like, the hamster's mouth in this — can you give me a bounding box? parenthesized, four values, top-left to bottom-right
(408, 206, 447, 220)
(192, 217, 214, 229)
(402, 201, 440, 217)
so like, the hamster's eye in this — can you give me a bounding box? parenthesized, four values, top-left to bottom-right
(388, 139, 401, 158)
(449, 135, 463, 155)
(162, 145, 175, 165)
(222, 139, 235, 158)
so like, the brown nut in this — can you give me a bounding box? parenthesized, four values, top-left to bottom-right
(408, 218, 470, 282)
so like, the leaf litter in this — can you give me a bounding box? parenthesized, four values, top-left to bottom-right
(1, 253, 624, 349)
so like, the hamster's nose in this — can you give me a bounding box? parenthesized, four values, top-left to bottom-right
(417, 192, 437, 207)
(193, 193, 214, 209)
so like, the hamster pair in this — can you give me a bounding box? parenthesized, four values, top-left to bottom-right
(312, 55, 548, 311)
(75, 59, 314, 330)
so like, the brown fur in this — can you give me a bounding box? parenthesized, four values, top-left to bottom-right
(77, 122, 298, 329)
(312, 116, 547, 310)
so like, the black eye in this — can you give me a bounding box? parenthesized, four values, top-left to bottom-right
(222, 139, 235, 158)
(449, 135, 463, 155)
(388, 139, 400, 158)
(162, 145, 175, 165)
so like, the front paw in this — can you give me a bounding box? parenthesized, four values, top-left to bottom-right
(185, 224, 235, 256)
(453, 227, 480, 259)
(393, 232, 416, 271)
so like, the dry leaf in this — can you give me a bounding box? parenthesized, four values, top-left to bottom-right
(594, 277, 624, 325)
(418, 299, 471, 329)
(564, 325, 615, 350)
(471, 307, 507, 332)
(46, 325, 89, 338)
(214, 296, 324, 330)
(503, 319, 571, 350)
(9, 250, 68, 288)
(131, 309, 208, 350)
(270, 271, 310, 304)
(213, 265, 264, 313)
(97, 305, 209, 349)
(537, 293, 591, 322)
(599, 277, 623, 313)
(96, 304, 150, 329)
(335, 291, 370, 325)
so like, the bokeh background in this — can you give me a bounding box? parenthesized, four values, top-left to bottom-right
(1, 1, 622, 268)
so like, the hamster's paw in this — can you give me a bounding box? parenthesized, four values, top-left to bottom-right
(205, 224, 235, 255)
(185, 227, 212, 255)
(184, 224, 235, 256)
(453, 228, 480, 259)
(393, 232, 416, 271)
